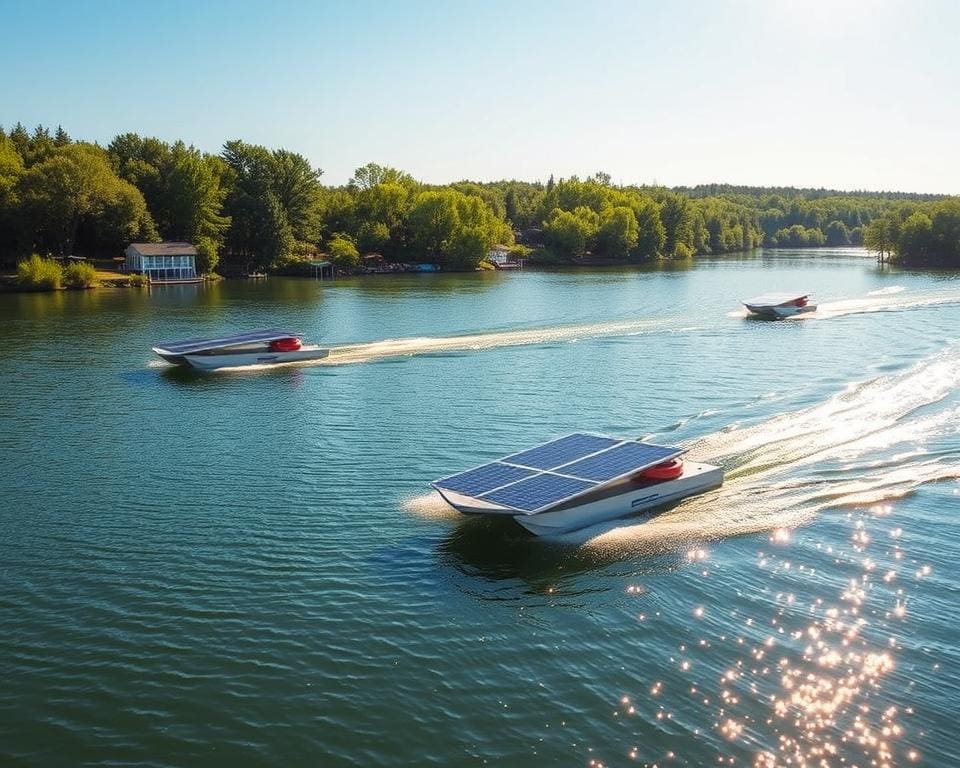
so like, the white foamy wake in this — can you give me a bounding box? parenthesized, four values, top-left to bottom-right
(180, 317, 671, 372)
(143, 313, 677, 376)
(798, 289, 960, 321)
(404, 491, 461, 521)
(323, 317, 668, 365)
(407, 349, 960, 549)
(152, 287, 960, 373)
(578, 350, 960, 551)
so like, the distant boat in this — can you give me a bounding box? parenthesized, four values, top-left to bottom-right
(431, 432, 723, 536)
(742, 292, 817, 319)
(153, 329, 329, 370)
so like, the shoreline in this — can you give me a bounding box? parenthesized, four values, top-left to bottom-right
(1, 246, 949, 295)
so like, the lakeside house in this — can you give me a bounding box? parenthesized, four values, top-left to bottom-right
(487, 245, 511, 266)
(487, 244, 521, 270)
(124, 242, 200, 283)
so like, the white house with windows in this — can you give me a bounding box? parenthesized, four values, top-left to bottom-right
(124, 242, 201, 283)
(487, 244, 522, 269)
(487, 244, 511, 266)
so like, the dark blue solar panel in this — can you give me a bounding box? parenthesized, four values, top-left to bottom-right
(503, 433, 620, 470)
(155, 330, 300, 354)
(479, 473, 597, 512)
(434, 462, 537, 497)
(559, 441, 682, 482)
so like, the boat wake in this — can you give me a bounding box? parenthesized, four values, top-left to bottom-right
(153, 317, 672, 373)
(404, 491, 461, 521)
(867, 285, 906, 296)
(798, 288, 960, 321)
(322, 317, 669, 366)
(411, 349, 960, 553)
(325, 285, 960, 365)
(575, 348, 960, 551)
(727, 287, 960, 321)
(152, 287, 960, 374)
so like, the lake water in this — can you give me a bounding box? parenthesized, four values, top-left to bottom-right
(1, 249, 959, 766)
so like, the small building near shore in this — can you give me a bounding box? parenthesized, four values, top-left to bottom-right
(487, 245, 511, 266)
(125, 242, 200, 283)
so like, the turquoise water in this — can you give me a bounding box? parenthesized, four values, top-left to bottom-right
(1, 249, 958, 766)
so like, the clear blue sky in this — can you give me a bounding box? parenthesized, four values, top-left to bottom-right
(2, 0, 957, 192)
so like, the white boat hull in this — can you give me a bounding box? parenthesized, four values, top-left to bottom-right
(438, 461, 723, 536)
(181, 345, 329, 370)
(744, 303, 816, 319)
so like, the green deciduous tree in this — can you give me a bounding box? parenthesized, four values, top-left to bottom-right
(930, 200, 960, 263)
(328, 233, 360, 269)
(18, 143, 156, 257)
(357, 220, 390, 253)
(657, 192, 695, 257)
(773, 224, 825, 248)
(864, 200, 960, 265)
(597, 206, 638, 260)
(407, 191, 458, 260)
(897, 212, 934, 260)
(165, 143, 230, 270)
(543, 206, 600, 259)
(349, 162, 414, 191)
(448, 226, 491, 270)
(222, 140, 291, 270)
(108, 134, 173, 229)
(863, 217, 895, 258)
(404, 189, 506, 268)
(323, 189, 358, 239)
(0, 135, 24, 264)
(825, 219, 851, 246)
(632, 198, 667, 258)
(354, 178, 412, 254)
(108, 135, 230, 271)
(221, 140, 323, 271)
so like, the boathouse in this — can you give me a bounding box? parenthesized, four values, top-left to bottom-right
(487, 244, 511, 266)
(124, 242, 200, 283)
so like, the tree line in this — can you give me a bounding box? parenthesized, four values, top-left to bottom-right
(1, 122, 957, 272)
(863, 199, 960, 265)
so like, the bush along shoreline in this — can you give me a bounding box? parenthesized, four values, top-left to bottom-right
(12, 255, 100, 291)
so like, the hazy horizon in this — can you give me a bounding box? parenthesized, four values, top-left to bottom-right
(2, 0, 958, 194)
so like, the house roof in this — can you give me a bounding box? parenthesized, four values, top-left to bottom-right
(128, 242, 198, 256)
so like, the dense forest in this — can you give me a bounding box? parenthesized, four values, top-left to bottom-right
(1, 122, 958, 272)
(863, 199, 960, 266)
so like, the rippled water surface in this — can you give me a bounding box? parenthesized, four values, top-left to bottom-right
(1, 249, 959, 766)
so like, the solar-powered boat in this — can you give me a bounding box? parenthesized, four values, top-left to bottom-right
(742, 292, 816, 319)
(431, 432, 723, 536)
(152, 329, 329, 370)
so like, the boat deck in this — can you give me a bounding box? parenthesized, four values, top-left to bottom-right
(432, 432, 686, 516)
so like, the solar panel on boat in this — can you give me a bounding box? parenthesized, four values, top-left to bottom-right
(479, 473, 598, 513)
(154, 329, 300, 355)
(433, 462, 537, 497)
(743, 293, 808, 307)
(502, 433, 620, 470)
(432, 433, 686, 513)
(559, 441, 682, 482)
